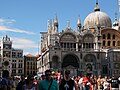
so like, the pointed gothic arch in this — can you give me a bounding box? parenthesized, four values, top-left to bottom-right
(52, 55, 59, 69)
(62, 54, 79, 68)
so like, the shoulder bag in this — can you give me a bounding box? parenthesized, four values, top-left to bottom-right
(48, 79, 53, 90)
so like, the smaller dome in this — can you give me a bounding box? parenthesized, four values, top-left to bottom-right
(112, 12, 119, 30)
(113, 21, 119, 27)
(113, 20, 119, 30)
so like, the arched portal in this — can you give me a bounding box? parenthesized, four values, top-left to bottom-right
(52, 56, 59, 70)
(62, 54, 79, 76)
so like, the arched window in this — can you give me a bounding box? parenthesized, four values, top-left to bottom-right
(107, 33, 111, 39)
(80, 53, 82, 59)
(113, 41, 115, 46)
(112, 35, 115, 39)
(103, 41, 105, 46)
(108, 41, 111, 46)
(117, 41, 120, 46)
(103, 34, 106, 39)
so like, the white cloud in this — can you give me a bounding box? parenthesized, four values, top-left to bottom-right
(0, 18, 35, 35)
(11, 37, 38, 49)
(11, 37, 40, 56)
(0, 26, 35, 35)
(24, 51, 39, 56)
(0, 18, 39, 55)
(0, 18, 16, 25)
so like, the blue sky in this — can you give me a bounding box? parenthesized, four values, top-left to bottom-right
(0, 0, 119, 55)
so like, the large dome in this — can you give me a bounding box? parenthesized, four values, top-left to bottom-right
(84, 2, 112, 29)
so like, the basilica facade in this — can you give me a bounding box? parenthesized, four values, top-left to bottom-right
(37, 2, 120, 77)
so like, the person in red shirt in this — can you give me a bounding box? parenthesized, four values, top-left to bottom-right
(82, 73, 91, 90)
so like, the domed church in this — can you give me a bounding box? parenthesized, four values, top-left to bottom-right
(37, 1, 120, 77)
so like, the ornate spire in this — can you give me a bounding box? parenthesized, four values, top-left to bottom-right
(66, 20, 70, 29)
(53, 15, 59, 33)
(3, 35, 10, 41)
(113, 12, 119, 27)
(77, 15, 82, 31)
(77, 15, 81, 26)
(94, 0, 100, 12)
(115, 12, 118, 21)
(47, 19, 52, 33)
(77, 15, 81, 28)
(53, 15, 58, 26)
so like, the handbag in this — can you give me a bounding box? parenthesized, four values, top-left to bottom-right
(48, 79, 53, 90)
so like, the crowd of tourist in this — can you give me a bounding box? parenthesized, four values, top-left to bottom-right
(0, 69, 120, 90)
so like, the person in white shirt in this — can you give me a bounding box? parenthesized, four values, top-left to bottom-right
(78, 77, 83, 90)
(103, 76, 110, 90)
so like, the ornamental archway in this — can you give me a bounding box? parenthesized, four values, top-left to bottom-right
(83, 54, 97, 75)
(62, 54, 79, 76)
(52, 56, 59, 71)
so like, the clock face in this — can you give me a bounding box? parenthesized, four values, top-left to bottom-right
(4, 61, 9, 66)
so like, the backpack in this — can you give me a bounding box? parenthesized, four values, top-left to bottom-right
(59, 78, 74, 90)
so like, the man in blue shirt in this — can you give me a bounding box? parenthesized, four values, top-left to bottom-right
(0, 70, 11, 90)
(38, 69, 59, 90)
